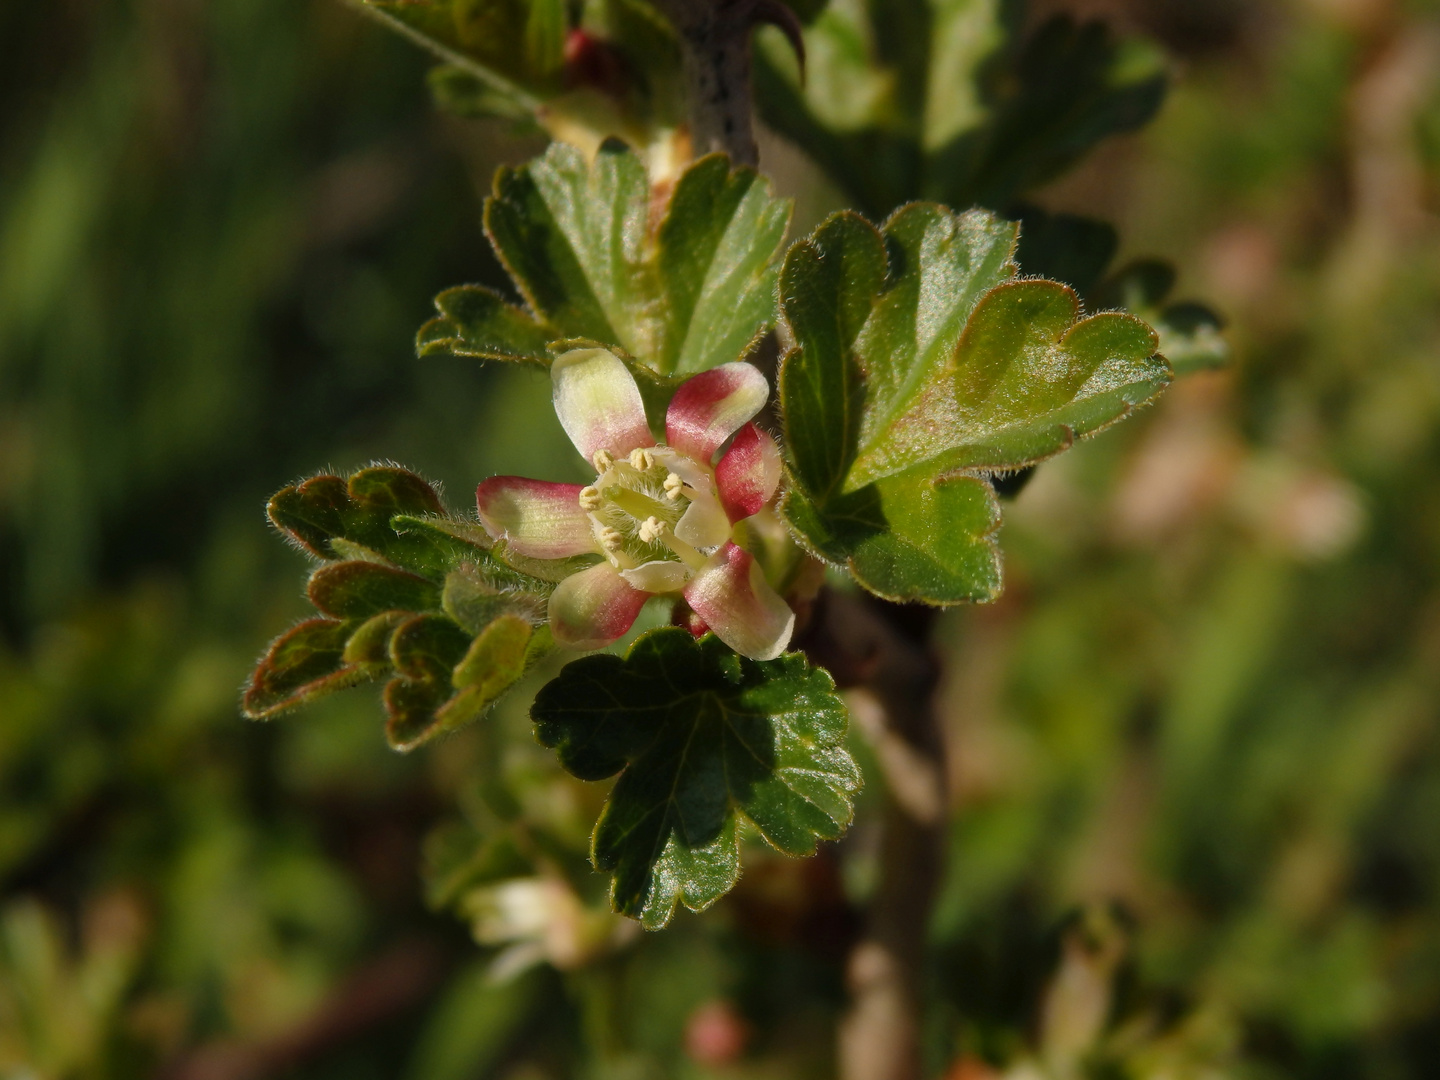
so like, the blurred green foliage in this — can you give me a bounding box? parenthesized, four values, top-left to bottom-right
(4, 0, 1440, 1078)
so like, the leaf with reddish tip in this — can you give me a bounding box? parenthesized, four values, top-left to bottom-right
(250, 465, 558, 743)
(307, 562, 441, 621)
(243, 619, 368, 718)
(267, 466, 445, 571)
(384, 615, 476, 751)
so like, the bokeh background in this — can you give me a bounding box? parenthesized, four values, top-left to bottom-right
(4, 0, 1440, 1076)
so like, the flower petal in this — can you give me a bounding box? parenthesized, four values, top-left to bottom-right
(664, 362, 769, 463)
(620, 560, 691, 593)
(549, 562, 648, 650)
(683, 542, 795, 661)
(476, 477, 597, 559)
(675, 490, 732, 550)
(714, 423, 783, 522)
(552, 347, 654, 461)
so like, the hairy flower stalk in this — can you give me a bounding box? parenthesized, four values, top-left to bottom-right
(476, 348, 793, 660)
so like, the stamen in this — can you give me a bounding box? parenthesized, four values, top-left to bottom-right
(658, 529, 710, 572)
(592, 449, 615, 473)
(598, 526, 624, 551)
(664, 472, 684, 500)
(638, 516, 668, 543)
(629, 447, 654, 471)
(578, 486, 602, 511)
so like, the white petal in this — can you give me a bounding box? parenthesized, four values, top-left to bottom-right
(551, 347, 654, 461)
(620, 560, 691, 593)
(683, 543, 795, 661)
(548, 561, 647, 650)
(674, 490, 732, 550)
(475, 477, 597, 559)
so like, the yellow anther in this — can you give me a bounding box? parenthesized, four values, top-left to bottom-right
(592, 449, 615, 473)
(638, 516, 668, 544)
(578, 486, 602, 511)
(629, 447, 654, 471)
(663, 472, 684, 500)
(599, 526, 624, 551)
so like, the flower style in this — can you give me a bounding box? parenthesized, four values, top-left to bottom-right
(476, 348, 794, 661)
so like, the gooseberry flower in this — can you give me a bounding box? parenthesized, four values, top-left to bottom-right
(476, 348, 794, 660)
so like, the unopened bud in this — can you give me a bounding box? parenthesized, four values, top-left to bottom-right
(592, 449, 615, 473)
(578, 485, 602, 511)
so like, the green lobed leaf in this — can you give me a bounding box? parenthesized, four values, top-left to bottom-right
(249, 466, 561, 746)
(531, 628, 859, 929)
(422, 140, 791, 376)
(778, 205, 1170, 604)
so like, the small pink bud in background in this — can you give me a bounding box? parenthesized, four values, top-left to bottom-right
(684, 999, 750, 1066)
(564, 30, 631, 98)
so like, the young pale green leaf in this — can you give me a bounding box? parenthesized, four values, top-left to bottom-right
(423, 141, 791, 376)
(531, 629, 859, 929)
(778, 205, 1169, 604)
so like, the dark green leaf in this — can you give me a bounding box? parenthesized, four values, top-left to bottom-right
(930, 16, 1167, 210)
(267, 466, 444, 569)
(778, 206, 1168, 604)
(532, 629, 859, 929)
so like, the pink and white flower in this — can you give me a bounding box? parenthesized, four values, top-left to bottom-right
(476, 348, 794, 661)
